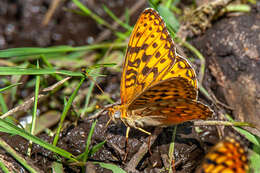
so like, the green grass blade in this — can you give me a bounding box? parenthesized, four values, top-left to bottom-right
(0, 67, 83, 77)
(81, 80, 95, 117)
(114, 31, 129, 40)
(83, 120, 97, 162)
(0, 159, 10, 173)
(31, 61, 40, 135)
(0, 137, 43, 173)
(72, 0, 112, 30)
(84, 63, 116, 74)
(225, 113, 260, 172)
(51, 162, 64, 173)
(9, 51, 81, 63)
(89, 140, 106, 157)
(27, 61, 41, 156)
(41, 55, 69, 87)
(93, 162, 126, 173)
(102, 5, 133, 31)
(0, 94, 8, 114)
(0, 83, 22, 93)
(226, 4, 251, 13)
(0, 127, 16, 134)
(148, 0, 159, 11)
(0, 43, 126, 59)
(0, 46, 75, 57)
(158, 5, 179, 33)
(168, 126, 177, 173)
(226, 114, 260, 146)
(165, 0, 173, 9)
(52, 76, 85, 146)
(250, 144, 260, 172)
(234, 126, 260, 146)
(235, 127, 260, 146)
(81, 67, 101, 117)
(124, 8, 130, 25)
(11, 62, 28, 102)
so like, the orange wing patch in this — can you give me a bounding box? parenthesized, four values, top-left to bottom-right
(120, 9, 197, 105)
(196, 137, 248, 173)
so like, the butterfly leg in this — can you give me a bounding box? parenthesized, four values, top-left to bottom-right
(147, 135, 152, 155)
(123, 126, 131, 161)
(105, 117, 112, 128)
(135, 127, 152, 155)
(124, 126, 153, 161)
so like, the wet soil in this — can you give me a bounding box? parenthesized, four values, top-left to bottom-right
(0, 0, 259, 173)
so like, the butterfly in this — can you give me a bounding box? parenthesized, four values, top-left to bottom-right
(107, 8, 213, 153)
(196, 136, 249, 173)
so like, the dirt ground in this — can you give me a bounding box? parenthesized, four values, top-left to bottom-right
(0, 0, 259, 172)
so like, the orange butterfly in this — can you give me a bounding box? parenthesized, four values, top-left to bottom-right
(196, 137, 249, 173)
(107, 8, 213, 149)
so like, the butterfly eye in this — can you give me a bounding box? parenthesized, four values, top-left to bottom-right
(114, 111, 121, 119)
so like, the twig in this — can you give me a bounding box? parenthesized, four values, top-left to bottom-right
(42, 0, 62, 26)
(198, 82, 233, 110)
(110, 142, 126, 158)
(125, 127, 163, 172)
(43, 77, 71, 92)
(0, 77, 70, 119)
(207, 88, 233, 110)
(174, 144, 197, 167)
(193, 120, 253, 127)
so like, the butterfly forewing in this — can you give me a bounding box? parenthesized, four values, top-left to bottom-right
(120, 8, 197, 105)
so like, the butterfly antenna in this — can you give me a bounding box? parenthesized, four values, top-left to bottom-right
(82, 68, 105, 95)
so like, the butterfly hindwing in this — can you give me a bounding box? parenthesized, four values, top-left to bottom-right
(129, 77, 197, 109)
(132, 98, 212, 126)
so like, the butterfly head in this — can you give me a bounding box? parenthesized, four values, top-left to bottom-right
(106, 105, 123, 127)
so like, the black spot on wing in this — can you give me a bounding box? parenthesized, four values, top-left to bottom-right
(155, 51, 161, 58)
(126, 69, 138, 75)
(142, 66, 151, 75)
(128, 58, 141, 68)
(152, 42, 158, 48)
(160, 58, 166, 63)
(142, 53, 152, 62)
